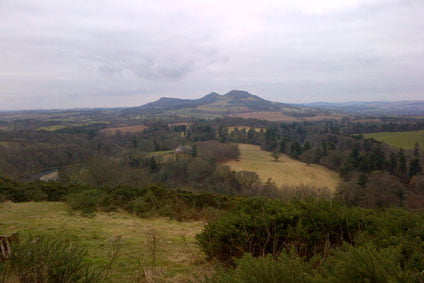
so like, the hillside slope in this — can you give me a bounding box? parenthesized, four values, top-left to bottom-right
(0, 202, 207, 282)
(224, 144, 340, 192)
(301, 101, 424, 116)
(124, 90, 332, 120)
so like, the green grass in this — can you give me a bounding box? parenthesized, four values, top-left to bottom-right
(0, 202, 210, 282)
(362, 130, 424, 149)
(224, 144, 340, 192)
(37, 121, 108, 132)
(37, 125, 68, 131)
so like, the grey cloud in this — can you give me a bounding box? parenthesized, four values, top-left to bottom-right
(0, 0, 423, 109)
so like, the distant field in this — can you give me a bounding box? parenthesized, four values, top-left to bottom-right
(228, 111, 344, 122)
(227, 126, 265, 133)
(37, 121, 105, 132)
(362, 130, 424, 149)
(37, 125, 68, 131)
(229, 111, 298, 121)
(224, 144, 340, 192)
(0, 202, 209, 282)
(100, 125, 149, 135)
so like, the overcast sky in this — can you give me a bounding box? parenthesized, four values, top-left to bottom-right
(1, 0, 423, 110)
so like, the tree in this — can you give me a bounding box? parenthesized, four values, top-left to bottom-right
(414, 142, 420, 157)
(409, 158, 422, 180)
(271, 150, 281, 162)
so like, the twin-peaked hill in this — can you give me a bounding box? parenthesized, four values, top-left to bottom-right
(125, 90, 336, 121)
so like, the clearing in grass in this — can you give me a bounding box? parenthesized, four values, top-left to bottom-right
(223, 144, 340, 192)
(362, 130, 424, 149)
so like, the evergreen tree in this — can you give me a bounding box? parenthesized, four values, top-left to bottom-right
(397, 149, 408, 183)
(409, 159, 422, 179)
(389, 152, 397, 173)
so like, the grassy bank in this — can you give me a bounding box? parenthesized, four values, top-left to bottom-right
(0, 202, 209, 282)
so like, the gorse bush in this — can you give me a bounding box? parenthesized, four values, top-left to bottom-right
(197, 198, 368, 262)
(207, 252, 313, 283)
(2, 236, 106, 283)
(207, 244, 420, 283)
(67, 184, 232, 221)
(322, 244, 411, 283)
(67, 189, 110, 214)
(198, 198, 424, 280)
(0, 177, 82, 202)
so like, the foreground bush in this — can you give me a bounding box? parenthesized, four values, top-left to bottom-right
(207, 244, 420, 283)
(67, 184, 232, 221)
(1, 236, 108, 282)
(197, 198, 424, 271)
(207, 252, 313, 283)
(197, 198, 368, 262)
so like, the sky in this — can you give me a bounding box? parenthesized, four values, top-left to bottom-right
(0, 0, 423, 110)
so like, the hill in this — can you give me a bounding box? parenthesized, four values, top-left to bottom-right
(301, 101, 424, 116)
(223, 144, 340, 192)
(124, 90, 337, 121)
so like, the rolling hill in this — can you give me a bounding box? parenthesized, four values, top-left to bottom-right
(124, 90, 338, 121)
(300, 101, 424, 116)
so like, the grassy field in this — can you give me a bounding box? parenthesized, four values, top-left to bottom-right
(363, 130, 424, 149)
(227, 126, 264, 133)
(100, 125, 149, 135)
(224, 144, 340, 192)
(0, 202, 210, 282)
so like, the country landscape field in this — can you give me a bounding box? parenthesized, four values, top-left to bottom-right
(2, 0, 424, 281)
(0, 202, 208, 282)
(363, 130, 424, 149)
(224, 144, 340, 192)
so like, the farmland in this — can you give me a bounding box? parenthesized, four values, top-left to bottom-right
(224, 144, 340, 192)
(227, 126, 265, 133)
(100, 125, 149, 135)
(0, 202, 209, 282)
(362, 130, 424, 149)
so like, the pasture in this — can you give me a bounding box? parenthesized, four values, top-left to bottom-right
(100, 125, 149, 135)
(227, 126, 265, 133)
(224, 144, 340, 192)
(362, 130, 424, 149)
(0, 202, 209, 282)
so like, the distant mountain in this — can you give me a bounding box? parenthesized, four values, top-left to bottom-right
(136, 90, 284, 112)
(124, 90, 328, 121)
(4, 91, 424, 122)
(300, 101, 424, 116)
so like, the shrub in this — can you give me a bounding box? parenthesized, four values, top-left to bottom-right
(323, 244, 413, 282)
(67, 189, 109, 214)
(197, 198, 368, 263)
(3, 236, 105, 282)
(207, 252, 313, 283)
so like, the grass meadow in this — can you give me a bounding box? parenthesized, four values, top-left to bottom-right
(363, 130, 424, 149)
(0, 202, 210, 282)
(224, 144, 340, 192)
